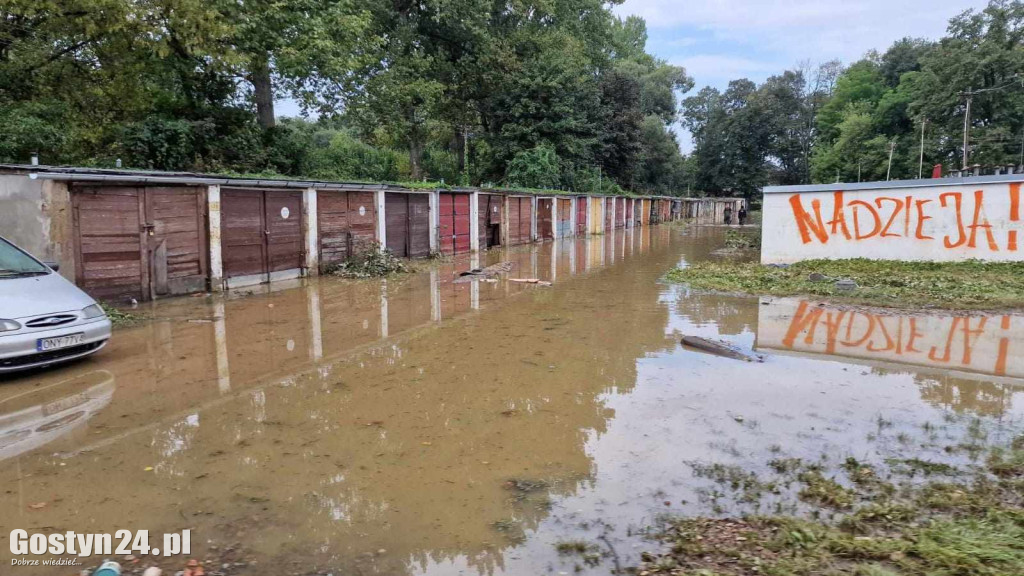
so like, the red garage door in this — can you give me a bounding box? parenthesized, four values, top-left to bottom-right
(576, 197, 587, 235)
(616, 198, 626, 228)
(439, 192, 472, 255)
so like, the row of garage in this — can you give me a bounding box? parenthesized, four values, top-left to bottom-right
(2, 166, 688, 302)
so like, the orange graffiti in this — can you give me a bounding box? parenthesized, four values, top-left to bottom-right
(787, 184, 1024, 252)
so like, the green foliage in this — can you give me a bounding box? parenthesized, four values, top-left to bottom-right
(666, 258, 1024, 310)
(0, 0, 688, 198)
(99, 302, 142, 328)
(505, 144, 563, 190)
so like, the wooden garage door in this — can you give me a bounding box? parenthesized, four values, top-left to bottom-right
(537, 198, 553, 240)
(318, 190, 376, 269)
(73, 187, 145, 301)
(439, 192, 471, 255)
(265, 191, 302, 272)
(507, 197, 532, 246)
(479, 194, 501, 248)
(145, 187, 207, 296)
(385, 193, 430, 258)
(616, 198, 626, 228)
(605, 198, 614, 230)
(222, 188, 303, 280)
(221, 190, 265, 278)
(73, 185, 207, 301)
(576, 197, 587, 235)
(557, 199, 572, 237)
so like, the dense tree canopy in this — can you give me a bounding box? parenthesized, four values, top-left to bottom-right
(0, 0, 692, 195)
(5, 0, 1022, 199)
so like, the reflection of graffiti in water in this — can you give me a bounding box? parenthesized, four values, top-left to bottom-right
(0, 370, 115, 461)
(757, 299, 1024, 380)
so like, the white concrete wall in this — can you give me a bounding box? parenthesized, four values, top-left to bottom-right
(762, 177, 1024, 263)
(0, 174, 49, 259)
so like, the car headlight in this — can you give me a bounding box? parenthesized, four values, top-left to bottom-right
(81, 304, 106, 319)
(0, 319, 21, 332)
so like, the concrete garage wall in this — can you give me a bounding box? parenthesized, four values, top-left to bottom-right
(762, 175, 1024, 264)
(0, 174, 75, 279)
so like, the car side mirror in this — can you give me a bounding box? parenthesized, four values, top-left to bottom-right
(44, 261, 60, 272)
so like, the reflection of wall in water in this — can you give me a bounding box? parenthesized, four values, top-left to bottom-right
(757, 298, 1024, 380)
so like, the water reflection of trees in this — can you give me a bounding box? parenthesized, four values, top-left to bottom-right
(674, 292, 758, 336)
(914, 372, 1014, 417)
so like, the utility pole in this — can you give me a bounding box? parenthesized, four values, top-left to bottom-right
(886, 140, 896, 181)
(961, 88, 972, 170)
(918, 118, 927, 179)
(959, 77, 1022, 170)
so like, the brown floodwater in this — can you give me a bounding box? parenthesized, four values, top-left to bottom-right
(1, 225, 1023, 575)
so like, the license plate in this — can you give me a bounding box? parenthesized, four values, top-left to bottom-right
(36, 333, 84, 352)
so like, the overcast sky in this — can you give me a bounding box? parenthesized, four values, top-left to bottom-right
(278, 0, 990, 151)
(614, 0, 990, 150)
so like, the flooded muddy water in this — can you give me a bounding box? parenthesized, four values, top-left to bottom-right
(1, 225, 1022, 575)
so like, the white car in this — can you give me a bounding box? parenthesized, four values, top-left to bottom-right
(0, 236, 111, 373)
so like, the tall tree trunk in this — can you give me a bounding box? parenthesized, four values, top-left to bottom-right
(409, 139, 424, 180)
(408, 104, 424, 180)
(251, 54, 275, 129)
(454, 128, 466, 174)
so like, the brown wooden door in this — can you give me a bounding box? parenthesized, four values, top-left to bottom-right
(478, 194, 501, 248)
(221, 188, 303, 281)
(537, 199, 553, 240)
(73, 185, 207, 301)
(222, 190, 267, 278)
(318, 191, 376, 268)
(72, 186, 147, 302)
(507, 197, 533, 245)
(265, 190, 303, 273)
(617, 198, 626, 228)
(385, 193, 430, 258)
(145, 187, 207, 297)
(385, 193, 409, 257)
(408, 194, 431, 257)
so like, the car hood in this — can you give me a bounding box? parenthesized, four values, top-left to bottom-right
(0, 273, 97, 320)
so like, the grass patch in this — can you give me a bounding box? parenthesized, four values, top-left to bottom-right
(634, 429, 1024, 576)
(666, 258, 1024, 310)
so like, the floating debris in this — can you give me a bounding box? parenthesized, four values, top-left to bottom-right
(681, 336, 764, 363)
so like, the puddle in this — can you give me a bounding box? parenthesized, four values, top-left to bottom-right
(0, 225, 1021, 575)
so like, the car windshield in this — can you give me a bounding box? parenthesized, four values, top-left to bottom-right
(0, 237, 49, 277)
